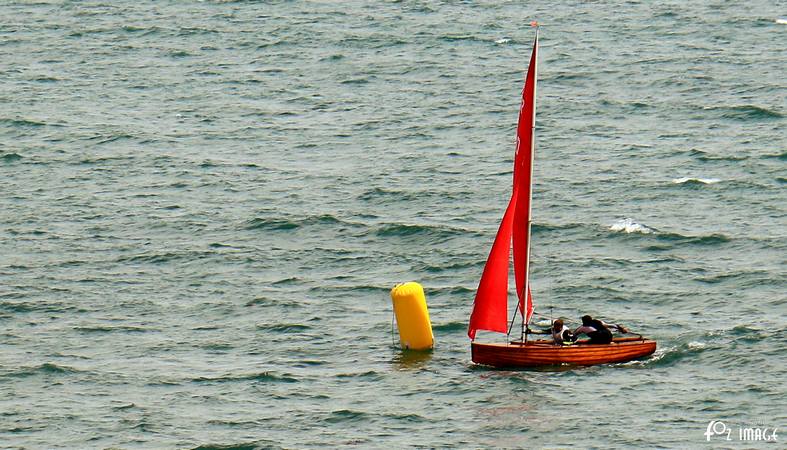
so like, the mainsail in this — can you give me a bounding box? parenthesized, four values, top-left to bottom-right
(468, 29, 538, 340)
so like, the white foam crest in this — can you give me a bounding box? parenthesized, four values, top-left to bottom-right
(610, 218, 656, 234)
(624, 346, 668, 366)
(534, 318, 552, 327)
(776, 18, 787, 25)
(494, 37, 510, 44)
(672, 177, 721, 184)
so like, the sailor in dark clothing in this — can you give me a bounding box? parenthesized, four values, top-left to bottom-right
(573, 315, 616, 344)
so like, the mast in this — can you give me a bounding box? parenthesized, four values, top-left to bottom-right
(521, 25, 538, 340)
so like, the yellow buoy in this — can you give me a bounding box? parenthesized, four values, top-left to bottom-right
(390, 282, 434, 350)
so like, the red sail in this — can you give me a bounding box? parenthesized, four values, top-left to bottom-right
(468, 189, 518, 339)
(513, 34, 538, 325)
(468, 30, 538, 340)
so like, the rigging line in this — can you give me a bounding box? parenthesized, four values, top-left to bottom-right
(507, 301, 518, 337)
(520, 286, 527, 342)
(391, 307, 396, 348)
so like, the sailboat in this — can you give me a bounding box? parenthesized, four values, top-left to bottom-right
(468, 25, 656, 368)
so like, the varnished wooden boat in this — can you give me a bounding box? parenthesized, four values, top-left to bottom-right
(467, 28, 658, 368)
(471, 337, 656, 368)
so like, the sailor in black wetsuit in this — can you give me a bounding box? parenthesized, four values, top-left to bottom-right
(573, 315, 614, 344)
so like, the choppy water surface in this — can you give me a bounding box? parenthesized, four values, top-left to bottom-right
(1, 1, 785, 448)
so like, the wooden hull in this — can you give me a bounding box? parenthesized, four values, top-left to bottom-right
(471, 337, 656, 368)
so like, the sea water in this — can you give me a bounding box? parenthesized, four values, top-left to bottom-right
(1, 1, 785, 448)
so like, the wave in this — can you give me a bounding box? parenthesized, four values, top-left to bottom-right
(599, 99, 652, 111)
(358, 187, 419, 202)
(244, 296, 300, 308)
(704, 104, 783, 121)
(609, 218, 657, 234)
(292, 359, 326, 367)
(115, 25, 164, 39)
(320, 54, 344, 62)
(169, 49, 193, 58)
(432, 321, 467, 332)
(82, 133, 136, 145)
(374, 223, 468, 240)
(381, 412, 427, 422)
(315, 284, 391, 295)
(192, 371, 298, 384)
(193, 442, 280, 450)
(0, 299, 84, 314)
(208, 242, 235, 249)
(656, 232, 731, 245)
(729, 324, 768, 340)
(763, 151, 787, 161)
(340, 77, 371, 85)
(426, 285, 475, 296)
(325, 409, 371, 424)
(244, 214, 348, 231)
(672, 177, 721, 186)
(609, 219, 731, 246)
(112, 403, 137, 411)
(73, 325, 149, 334)
(245, 218, 300, 231)
(689, 149, 748, 162)
(532, 222, 585, 233)
(3, 363, 83, 378)
(78, 155, 136, 165)
(694, 270, 778, 287)
(175, 26, 221, 37)
(256, 323, 311, 333)
(197, 343, 233, 352)
(2, 153, 23, 163)
(0, 118, 48, 128)
(33, 76, 60, 83)
(271, 276, 300, 286)
(335, 370, 382, 380)
(440, 34, 479, 42)
(415, 260, 479, 273)
(118, 251, 206, 264)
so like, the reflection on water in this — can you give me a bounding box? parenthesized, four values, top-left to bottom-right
(471, 363, 589, 375)
(392, 349, 433, 369)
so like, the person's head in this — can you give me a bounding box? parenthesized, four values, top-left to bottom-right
(581, 315, 592, 325)
(552, 319, 564, 332)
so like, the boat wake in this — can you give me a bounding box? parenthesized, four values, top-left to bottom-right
(617, 339, 715, 369)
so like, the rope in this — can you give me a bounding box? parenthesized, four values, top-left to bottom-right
(391, 309, 396, 348)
